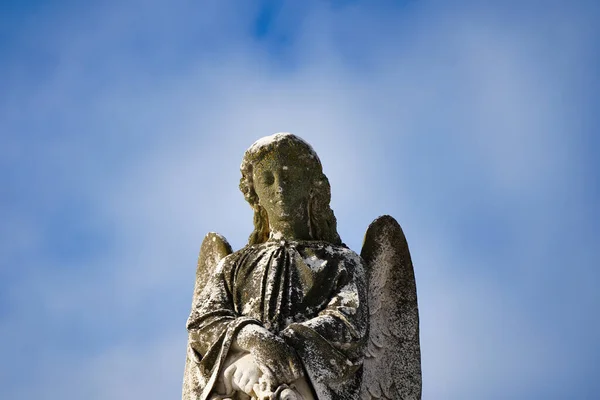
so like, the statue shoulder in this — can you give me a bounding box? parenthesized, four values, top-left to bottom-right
(326, 243, 365, 269)
(217, 242, 273, 271)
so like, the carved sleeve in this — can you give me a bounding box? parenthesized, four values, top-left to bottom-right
(186, 257, 260, 358)
(281, 255, 368, 383)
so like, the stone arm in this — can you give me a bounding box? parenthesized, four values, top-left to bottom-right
(187, 258, 259, 359)
(186, 260, 263, 400)
(186, 257, 305, 399)
(281, 259, 368, 385)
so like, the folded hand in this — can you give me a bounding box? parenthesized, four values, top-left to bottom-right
(234, 324, 304, 387)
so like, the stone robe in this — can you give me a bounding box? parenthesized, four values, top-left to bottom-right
(185, 240, 368, 400)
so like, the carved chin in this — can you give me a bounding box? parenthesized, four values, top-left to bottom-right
(271, 205, 304, 220)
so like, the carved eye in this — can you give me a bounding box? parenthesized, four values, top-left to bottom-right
(261, 172, 275, 185)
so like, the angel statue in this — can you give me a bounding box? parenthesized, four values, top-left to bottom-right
(182, 133, 421, 400)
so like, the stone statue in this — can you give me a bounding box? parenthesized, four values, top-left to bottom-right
(183, 133, 421, 400)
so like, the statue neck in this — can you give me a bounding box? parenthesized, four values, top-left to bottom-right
(268, 217, 312, 242)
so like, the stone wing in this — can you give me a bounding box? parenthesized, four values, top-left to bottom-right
(360, 216, 422, 400)
(182, 232, 232, 400)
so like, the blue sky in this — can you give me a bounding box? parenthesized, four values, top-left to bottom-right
(1, 0, 599, 399)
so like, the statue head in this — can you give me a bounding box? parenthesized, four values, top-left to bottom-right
(240, 133, 342, 245)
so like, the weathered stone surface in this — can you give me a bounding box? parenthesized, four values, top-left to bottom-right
(183, 133, 421, 400)
(182, 233, 232, 400)
(360, 216, 421, 400)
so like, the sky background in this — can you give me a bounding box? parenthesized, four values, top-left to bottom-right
(1, 0, 599, 399)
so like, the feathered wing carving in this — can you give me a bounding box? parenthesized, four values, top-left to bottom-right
(182, 232, 232, 400)
(360, 215, 422, 400)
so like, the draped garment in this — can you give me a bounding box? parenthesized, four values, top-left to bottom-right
(185, 240, 368, 400)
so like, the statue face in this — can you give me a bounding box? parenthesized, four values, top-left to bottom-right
(252, 145, 316, 235)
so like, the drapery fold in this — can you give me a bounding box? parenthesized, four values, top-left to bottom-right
(185, 241, 368, 400)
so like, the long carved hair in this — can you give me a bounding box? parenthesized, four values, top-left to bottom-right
(239, 133, 342, 246)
